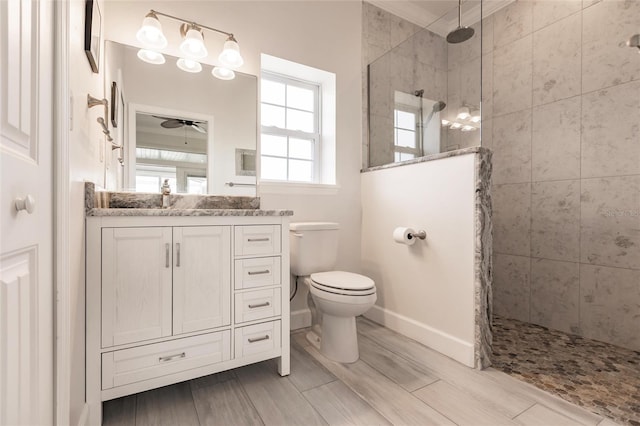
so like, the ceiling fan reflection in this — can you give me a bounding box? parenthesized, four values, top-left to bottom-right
(153, 115, 207, 133)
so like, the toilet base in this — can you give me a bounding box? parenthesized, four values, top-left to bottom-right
(317, 314, 359, 363)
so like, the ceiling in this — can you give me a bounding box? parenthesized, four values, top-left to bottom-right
(366, 0, 513, 37)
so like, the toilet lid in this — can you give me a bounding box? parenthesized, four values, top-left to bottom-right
(310, 271, 375, 291)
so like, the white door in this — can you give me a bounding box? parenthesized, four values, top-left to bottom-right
(173, 226, 231, 334)
(0, 0, 54, 424)
(101, 227, 173, 347)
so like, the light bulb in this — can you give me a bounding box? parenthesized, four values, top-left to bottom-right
(450, 122, 462, 129)
(176, 58, 202, 73)
(136, 12, 168, 50)
(218, 36, 244, 68)
(137, 49, 165, 65)
(470, 109, 481, 123)
(461, 125, 477, 132)
(441, 119, 451, 127)
(456, 107, 470, 120)
(212, 66, 235, 80)
(180, 27, 208, 59)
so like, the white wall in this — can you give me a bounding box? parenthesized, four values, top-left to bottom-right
(361, 154, 477, 366)
(103, 1, 364, 317)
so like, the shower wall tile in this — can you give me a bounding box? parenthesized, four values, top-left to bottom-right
(580, 176, 640, 269)
(493, 35, 533, 116)
(389, 13, 421, 48)
(480, 118, 493, 151)
(493, 0, 533, 49)
(368, 115, 394, 168)
(582, 0, 640, 93)
(531, 96, 581, 182)
(580, 264, 640, 351)
(493, 183, 531, 256)
(368, 55, 392, 118)
(492, 109, 532, 185)
(493, 254, 531, 322)
(581, 80, 640, 178)
(363, 4, 391, 52)
(481, 53, 493, 121)
(389, 52, 414, 95)
(532, 13, 581, 106)
(482, 15, 494, 54)
(532, 0, 581, 32)
(461, 56, 481, 108)
(414, 29, 448, 72)
(530, 258, 580, 334)
(531, 180, 580, 262)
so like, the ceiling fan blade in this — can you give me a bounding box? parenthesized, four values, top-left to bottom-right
(160, 119, 184, 129)
(191, 123, 206, 133)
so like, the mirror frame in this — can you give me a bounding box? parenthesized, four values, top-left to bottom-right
(126, 103, 215, 193)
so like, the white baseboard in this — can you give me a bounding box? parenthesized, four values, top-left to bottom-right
(364, 305, 475, 367)
(291, 308, 311, 330)
(77, 403, 90, 426)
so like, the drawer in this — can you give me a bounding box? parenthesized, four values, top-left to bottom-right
(235, 321, 281, 358)
(102, 331, 231, 390)
(235, 257, 281, 289)
(235, 288, 282, 323)
(235, 225, 281, 256)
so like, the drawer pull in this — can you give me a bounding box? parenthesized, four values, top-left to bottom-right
(248, 301, 270, 309)
(247, 237, 270, 242)
(176, 243, 181, 267)
(158, 352, 186, 363)
(248, 269, 270, 276)
(165, 243, 170, 268)
(248, 335, 270, 343)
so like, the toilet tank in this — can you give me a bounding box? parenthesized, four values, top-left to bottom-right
(289, 222, 339, 276)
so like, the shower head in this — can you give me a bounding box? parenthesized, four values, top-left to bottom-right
(432, 101, 447, 112)
(627, 34, 640, 52)
(447, 0, 475, 44)
(414, 89, 425, 97)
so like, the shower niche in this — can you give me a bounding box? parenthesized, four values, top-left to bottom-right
(365, 0, 484, 168)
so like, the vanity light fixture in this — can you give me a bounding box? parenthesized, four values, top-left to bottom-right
(461, 125, 477, 132)
(135, 9, 245, 79)
(470, 109, 481, 123)
(456, 106, 470, 120)
(176, 58, 203, 73)
(137, 49, 166, 65)
(450, 122, 463, 129)
(212, 66, 235, 80)
(441, 119, 451, 127)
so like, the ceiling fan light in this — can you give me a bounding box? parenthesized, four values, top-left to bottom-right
(212, 66, 235, 80)
(137, 49, 166, 65)
(176, 58, 202, 73)
(218, 36, 244, 68)
(180, 27, 208, 59)
(136, 12, 168, 50)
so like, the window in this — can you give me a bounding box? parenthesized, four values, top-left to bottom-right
(394, 106, 420, 162)
(260, 72, 320, 183)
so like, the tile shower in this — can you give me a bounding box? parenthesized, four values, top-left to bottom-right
(364, 0, 640, 423)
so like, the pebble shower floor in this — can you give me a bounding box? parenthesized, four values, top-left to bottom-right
(492, 316, 640, 426)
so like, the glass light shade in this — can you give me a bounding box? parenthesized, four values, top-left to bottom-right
(212, 66, 235, 80)
(450, 122, 463, 129)
(137, 49, 166, 65)
(218, 37, 244, 68)
(180, 28, 208, 59)
(456, 107, 470, 120)
(470, 109, 481, 123)
(176, 58, 202, 73)
(461, 125, 477, 132)
(441, 119, 451, 127)
(136, 13, 168, 49)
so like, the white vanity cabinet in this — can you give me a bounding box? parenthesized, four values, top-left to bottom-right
(86, 214, 290, 425)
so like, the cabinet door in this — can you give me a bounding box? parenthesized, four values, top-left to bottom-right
(173, 226, 231, 334)
(102, 227, 173, 347)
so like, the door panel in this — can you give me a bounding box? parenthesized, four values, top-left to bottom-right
(173, 226, 231, 334)
(102, 228, 173, 347)
(0, 0, 53, 424)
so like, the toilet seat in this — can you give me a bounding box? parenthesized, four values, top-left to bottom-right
(310, 271, 376, 296)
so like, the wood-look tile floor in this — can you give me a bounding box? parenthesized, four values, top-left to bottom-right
(103, 318, 620, 426)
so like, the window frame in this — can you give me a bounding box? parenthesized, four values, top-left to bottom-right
(393, 103, 421, 162)
(260, 71, 322, 183)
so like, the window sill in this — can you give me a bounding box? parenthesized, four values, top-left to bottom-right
(258, 180, 340, 195)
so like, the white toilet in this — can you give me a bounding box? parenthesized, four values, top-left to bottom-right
(290, 222, 377, 363)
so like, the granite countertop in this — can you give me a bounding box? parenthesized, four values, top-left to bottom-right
(87, 208, 294, 217)
(361, 146, 489, 173)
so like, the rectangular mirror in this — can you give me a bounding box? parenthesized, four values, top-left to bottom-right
(105, 40, 257, 196)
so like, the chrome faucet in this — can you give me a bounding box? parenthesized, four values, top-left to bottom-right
(161, 179, 171, 208)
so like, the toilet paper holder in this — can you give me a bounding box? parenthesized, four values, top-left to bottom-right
(409, 230, 427, 240)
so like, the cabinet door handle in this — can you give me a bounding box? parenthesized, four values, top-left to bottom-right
(159, 352, 186, 362)
(165, 243, 170, 268)
(247, 237, 269, 242)
(248, 269, 270, 276)
(176, 243, 181, 267)
(248, 301, 270, 309)
(248, 335, 270, 343)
